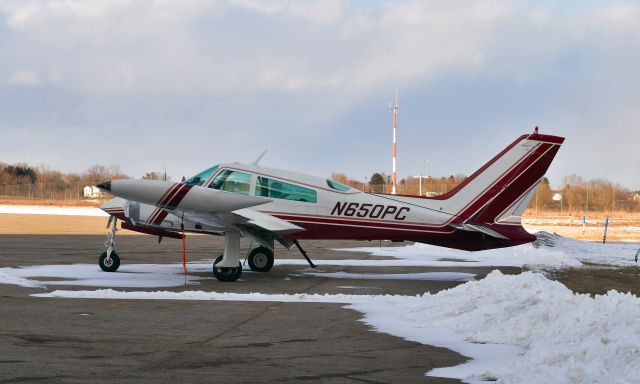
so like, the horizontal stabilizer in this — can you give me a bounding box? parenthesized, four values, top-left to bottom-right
(449, 222, 510, 240)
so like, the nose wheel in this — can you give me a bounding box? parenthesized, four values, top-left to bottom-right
(213, 255, 242, 282)
(247, 246, 274, 272)
(99, 215, 121, 272)
(99, 251, 121, 272)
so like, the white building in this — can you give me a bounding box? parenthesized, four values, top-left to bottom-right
(83, 186, 103, 198)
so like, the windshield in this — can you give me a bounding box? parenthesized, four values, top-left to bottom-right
(185, 165, 219, 186)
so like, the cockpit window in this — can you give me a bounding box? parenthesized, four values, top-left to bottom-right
(326, 179, 350, 192)
(185, 165, 219, 186)
(208, 169, 251, 195)
(256, 177, 317, 203)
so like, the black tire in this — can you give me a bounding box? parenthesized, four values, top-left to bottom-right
(213, 255, 242, 282)
(99, 251, 120, 272)
(247, 247, 274, 272)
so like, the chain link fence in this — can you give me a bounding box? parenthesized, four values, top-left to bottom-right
(0, 183, 109, 205)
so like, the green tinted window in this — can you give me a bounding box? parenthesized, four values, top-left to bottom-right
(326, 179, 350, 191)
(208, 169, 251, 195)
(185, 165, 219, 186)
(256, 177, 317, 203)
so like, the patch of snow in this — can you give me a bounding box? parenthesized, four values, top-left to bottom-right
(0, 263, 206, 288)
(34, 289, 362, 303)
(337, 231, 640, 268)
(299, 271, 475, 281)
(0, 205, 108, 217)
(33, 270, 640, 384)
(0, 270, 45, 288)
(1, 260, 477, 289)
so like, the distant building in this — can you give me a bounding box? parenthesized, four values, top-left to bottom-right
(83, 186, 103, 198)
(631, 193, 640, 202)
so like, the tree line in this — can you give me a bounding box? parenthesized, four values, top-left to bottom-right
(0, 162, 168, 201)
(1, 161, 638, 212)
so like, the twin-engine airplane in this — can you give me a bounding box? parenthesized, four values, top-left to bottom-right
(96, 129, 564, 282)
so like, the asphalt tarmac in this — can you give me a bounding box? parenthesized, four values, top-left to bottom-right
(0, 234, 520, 383)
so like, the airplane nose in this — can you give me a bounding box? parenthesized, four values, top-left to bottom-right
(96, 181, 111, 192)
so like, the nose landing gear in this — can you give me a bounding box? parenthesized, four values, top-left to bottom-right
(99, 215, 121, 272)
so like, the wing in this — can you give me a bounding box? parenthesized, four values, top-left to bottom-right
(231, 208, 303, 234)
(180, 208, 303, 250)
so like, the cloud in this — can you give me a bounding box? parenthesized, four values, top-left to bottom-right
(0, 0, 638, 187)
(8, 69, 40, 86)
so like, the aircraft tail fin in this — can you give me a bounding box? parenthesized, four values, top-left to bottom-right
(433, 129, 564, 226)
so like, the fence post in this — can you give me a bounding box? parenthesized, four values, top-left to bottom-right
(602, 216, 609, 244)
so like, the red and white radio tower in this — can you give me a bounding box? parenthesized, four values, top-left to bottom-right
(388, 89, 399, 195)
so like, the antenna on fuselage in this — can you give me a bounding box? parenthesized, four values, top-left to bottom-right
(252, 149, 268, 165)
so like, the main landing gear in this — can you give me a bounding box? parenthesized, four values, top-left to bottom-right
(247, 246, 274, 273)
(99, 216, 121, 272)
(211, 231, 315, 282)
(213, 231, 243, 282)
(213, 255, 243, 282)
(212, 245, 274, 282)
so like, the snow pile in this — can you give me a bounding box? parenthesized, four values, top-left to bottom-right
(34, 271, 640, 383)
(0, 205, 107, 216)
(339, 231, 640, 268)
(354, 270, 640, 382)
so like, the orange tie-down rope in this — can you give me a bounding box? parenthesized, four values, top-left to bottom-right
(181, 223, 187, 275)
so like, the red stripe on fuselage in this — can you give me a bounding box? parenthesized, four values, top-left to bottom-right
(151, 210, 169, 225)
(147, 183, 194, 226)
(271, 213, 454, 233)
(158, 183, 183, 206)
(147, 183, 183, 224)
(163, 184, 194, 210)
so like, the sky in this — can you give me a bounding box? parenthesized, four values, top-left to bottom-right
(0, 0, 638, 189)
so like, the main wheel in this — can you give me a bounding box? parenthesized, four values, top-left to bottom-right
(247, 247, 274, 272)
(213, 255, 242, 282)
(99, 251, 120, 272)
